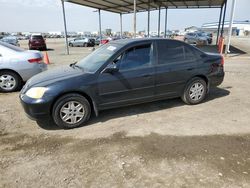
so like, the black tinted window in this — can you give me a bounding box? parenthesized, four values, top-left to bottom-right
(118, 44, 152, 71)
(31, 35, 43, 39)
(157, 41, 194, 65)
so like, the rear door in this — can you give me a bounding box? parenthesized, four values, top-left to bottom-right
(97, 42, 155, 108)
(155, 40, 198, 97)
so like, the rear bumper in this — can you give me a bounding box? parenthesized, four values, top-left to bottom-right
(209, 72, 225, 87)
(29, 44, 46, 49)
(19, 94, 52, 121)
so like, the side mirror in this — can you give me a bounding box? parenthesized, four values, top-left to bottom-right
(102, 64, 119, 74)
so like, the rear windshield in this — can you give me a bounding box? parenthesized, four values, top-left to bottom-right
(0, 41, 24, 52)
(31, 35, 44, 39)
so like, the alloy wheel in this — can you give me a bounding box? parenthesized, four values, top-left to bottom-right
(189, 82, 205, 101)
(60, 101, 85, 125)
(0, 74, 16, 91)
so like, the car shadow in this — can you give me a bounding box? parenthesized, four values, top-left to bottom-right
(36, 87, 230, 130)
(41, 48, 54, 51)
(90, 87, 230, 124)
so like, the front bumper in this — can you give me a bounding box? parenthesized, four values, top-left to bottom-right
(19, 94, 52, 120)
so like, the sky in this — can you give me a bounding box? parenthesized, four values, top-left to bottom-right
(0, 0, 249, 33)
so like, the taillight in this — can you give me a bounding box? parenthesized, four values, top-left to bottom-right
(28, 57, 43, 63)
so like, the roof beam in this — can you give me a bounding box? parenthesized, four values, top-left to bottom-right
(67, 0, 226, 14)
(80, 0, 127, 12)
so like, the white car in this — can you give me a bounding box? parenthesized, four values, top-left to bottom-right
(0, 41, 47, 92)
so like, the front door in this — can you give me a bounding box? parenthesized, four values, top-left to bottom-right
(97, 43, 155, 109)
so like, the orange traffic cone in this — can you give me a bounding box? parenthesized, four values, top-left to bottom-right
(44, 52, 50, 65)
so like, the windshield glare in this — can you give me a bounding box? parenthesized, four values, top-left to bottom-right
(77, 43, 121, 73)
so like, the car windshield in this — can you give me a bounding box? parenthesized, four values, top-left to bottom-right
(0, 41, 24, 52)
(77, 43, 121, 73)
(197, 33, 206, 37)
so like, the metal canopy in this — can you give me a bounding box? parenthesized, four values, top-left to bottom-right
(67, 0, 226, 14)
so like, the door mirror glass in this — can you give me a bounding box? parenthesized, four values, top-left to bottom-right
(102, 63, 119, 74)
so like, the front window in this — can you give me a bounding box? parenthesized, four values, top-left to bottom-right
(116, 44, 152, 71)
(77, 43, 121, 73)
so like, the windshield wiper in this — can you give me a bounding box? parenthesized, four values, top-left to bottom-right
(70, 61, 84, 70)
(69, 61, 77, 67)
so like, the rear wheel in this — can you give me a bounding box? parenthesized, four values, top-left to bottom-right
(181, 77, 207, 105)
(52, 94, 91, 129)
(69, 43, 73, 47)
(0, 71, 22, 92)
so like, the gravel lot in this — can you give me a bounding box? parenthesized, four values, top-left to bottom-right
(0, 38, 250, 187)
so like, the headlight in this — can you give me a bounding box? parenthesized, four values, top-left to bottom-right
(25, 87, 48, 99)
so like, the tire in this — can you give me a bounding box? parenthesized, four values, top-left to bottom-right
(52, 94, 91, 129)
(181, 77, 207, 105)
(0, 71, 22, 92)
(69, 43, 73, 47)
(84, 43, 88, 47)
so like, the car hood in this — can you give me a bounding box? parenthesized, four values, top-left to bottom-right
(24, 65, 84, 89)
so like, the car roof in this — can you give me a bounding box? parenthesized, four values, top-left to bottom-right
(109, 38, 183, 46)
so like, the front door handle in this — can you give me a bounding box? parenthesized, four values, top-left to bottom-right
(187, 67, 194, 71)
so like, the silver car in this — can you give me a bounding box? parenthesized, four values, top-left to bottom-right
(68, 37, 95, 47)
(184, 32, 208, 45)
(0, 41, 47, 92)
(0, 36, 20, 46)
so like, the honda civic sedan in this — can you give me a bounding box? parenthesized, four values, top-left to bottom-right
(20, 39, 224, 129)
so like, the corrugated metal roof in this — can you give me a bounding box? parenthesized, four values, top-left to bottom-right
(66, 0, 226, 14)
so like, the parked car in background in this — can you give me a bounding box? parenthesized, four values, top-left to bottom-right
(95, 37, 101, 45)
(68, 37, 95, 47)
(203, 32, 213, 44)
(0, 36, 19, 46)
(184, 32, 209, 45)
(0, 41, 47, 92)
(20, 39, 224, 129)
(100, 37, 122, 45)
(100, 37, 110, 45)
(28, 34, 47, 50)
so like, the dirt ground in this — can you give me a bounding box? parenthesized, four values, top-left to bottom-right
(0, 38, 250, 188)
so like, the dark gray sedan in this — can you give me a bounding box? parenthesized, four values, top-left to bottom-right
(20, 39, 224, 129)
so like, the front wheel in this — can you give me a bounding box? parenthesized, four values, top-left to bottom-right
(181, 77, 207, 105)
(0, 71, 22, 92)
(52, 94, 91, 129)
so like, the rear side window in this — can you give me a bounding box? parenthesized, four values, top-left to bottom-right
(157, 40, 194, 65)
(0, 41, 24, 52)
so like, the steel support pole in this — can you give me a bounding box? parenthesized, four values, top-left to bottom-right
(158, 7, 161, 37)
(216, 6, 223, 45)
(226, 0, 236, 54)
(133, 0, 137, 38)
(164, 8, 168, 38)
(221, 0, 227, 37)
(61, 0, 69, 55)
(147, 0, 150, 37)
(98, 9, 102, 40)
(120, 13, 123, 37)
